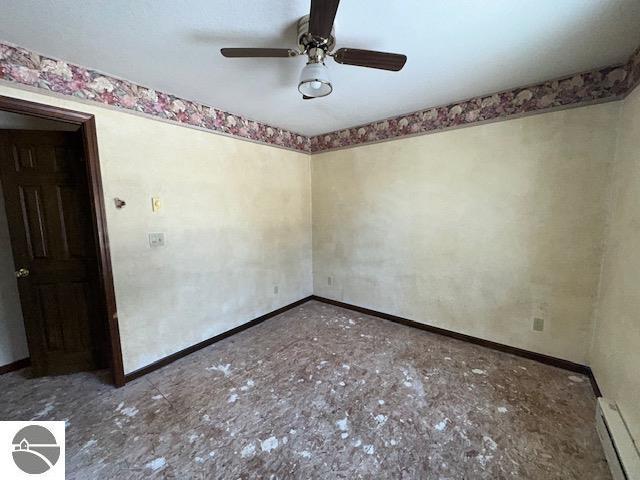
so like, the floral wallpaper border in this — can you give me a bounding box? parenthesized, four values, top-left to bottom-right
(0, 42, 311, 153)
(309, 45, 640, 153)
(1, 40, 639, 154)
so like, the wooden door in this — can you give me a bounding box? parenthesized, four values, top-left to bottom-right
(0, 130, 106, 376)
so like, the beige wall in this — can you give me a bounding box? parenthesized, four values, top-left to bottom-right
(590, 87, 640, 444)
(312, 103, 620, 364)
(0, 81, 635, 428)
(0, 84, 312, 373)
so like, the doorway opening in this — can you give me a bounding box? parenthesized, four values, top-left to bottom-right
(0, 96, 124, 387)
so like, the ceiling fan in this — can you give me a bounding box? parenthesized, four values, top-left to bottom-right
(220, 0, 407, 99)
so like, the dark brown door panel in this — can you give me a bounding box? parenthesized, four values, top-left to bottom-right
(0, 130, 106, 376)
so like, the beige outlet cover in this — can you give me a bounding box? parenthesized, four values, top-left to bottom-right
(152, 197, 161, 212)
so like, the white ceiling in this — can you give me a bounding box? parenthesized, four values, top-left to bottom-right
(1, 0, 639, 136)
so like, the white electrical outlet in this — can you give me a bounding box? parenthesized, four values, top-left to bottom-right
(328, 276, 332, 286)
(533, 317, 544, 332)
(530, 284, 551, 331)
(274, 285, 279, 294)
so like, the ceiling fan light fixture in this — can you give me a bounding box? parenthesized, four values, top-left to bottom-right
(298, 61, 332, 98)
(221, 1, 407, 98)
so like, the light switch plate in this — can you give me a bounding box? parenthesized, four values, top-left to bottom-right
(149, 232, 165, 247)
(151, 197, 161, 212)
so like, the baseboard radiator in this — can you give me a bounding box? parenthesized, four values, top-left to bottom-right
(596, 398, 640, 479)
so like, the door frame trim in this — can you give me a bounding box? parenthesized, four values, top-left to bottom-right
(0, 95, 125, 387)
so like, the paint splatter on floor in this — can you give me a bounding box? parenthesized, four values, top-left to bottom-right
(260, 436, 279, 453)
(0, 301, 611, 479)
(206, 363, 232, 377)
(145, 457, 166, 471)
(240, 443, 255, 459)
(434, 419, 448, 431)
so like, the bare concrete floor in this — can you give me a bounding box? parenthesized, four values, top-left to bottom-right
(0, 301, 611, 479)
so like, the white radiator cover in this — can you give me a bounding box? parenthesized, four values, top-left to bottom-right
(596, 397, 640, 480)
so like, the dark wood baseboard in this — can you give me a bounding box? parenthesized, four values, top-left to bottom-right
(124, 296, 314, 383)
(585, 367, 602, 397)
(311, 295, 603, 397)
(0, 357, 30, 375)
(4, 294, 604, 398)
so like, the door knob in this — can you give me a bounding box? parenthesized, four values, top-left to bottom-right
(15, 268, 30, 278)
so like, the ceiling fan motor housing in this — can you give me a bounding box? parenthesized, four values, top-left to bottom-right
(297, 14, 336, 53)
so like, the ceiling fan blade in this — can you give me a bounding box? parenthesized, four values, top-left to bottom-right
(221, 48, 298, 58)
(309, 0, 340, 39)
(333, 48, 407, 71)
